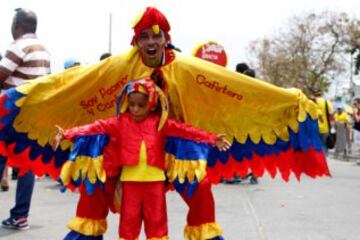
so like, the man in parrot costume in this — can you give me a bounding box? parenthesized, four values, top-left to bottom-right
(0, 6, 330, 240)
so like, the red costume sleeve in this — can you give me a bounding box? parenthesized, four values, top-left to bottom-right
(64, 117, 118, 141)
(164, 118, 217, 145)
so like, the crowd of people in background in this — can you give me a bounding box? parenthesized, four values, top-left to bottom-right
(310, 87, 360, 161)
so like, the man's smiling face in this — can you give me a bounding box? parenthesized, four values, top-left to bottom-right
(136, 28, 166, 67)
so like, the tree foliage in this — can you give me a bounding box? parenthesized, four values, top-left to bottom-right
(352, 37, 360, 75)
(247, 12, 360, 94)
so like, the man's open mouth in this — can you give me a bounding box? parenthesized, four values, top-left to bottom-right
(147, 49, 157, 56)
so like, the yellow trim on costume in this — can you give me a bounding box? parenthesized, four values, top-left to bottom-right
(294, 88, 318, 121)
(67, 216, 107, 236)
(120, 141, 165, 182)
(166, 154, 207, 183)
(137, 85, 148, 94)
(152, 24, 160, 34)
(60, 156, 106, 186)
(119, 237, 168, 240)
(184, 222, 223, 240)
(147, 236, 169, 240)
(132, 11, 145, 28)
(60, 140, 72, 150)
(120, 97, 129, 114)
(125, 46, 139, 61)
(157, 87, 169, 131)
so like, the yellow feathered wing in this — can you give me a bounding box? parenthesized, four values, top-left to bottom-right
(160, 53, 317, 143)
(0, 49, 329, 182)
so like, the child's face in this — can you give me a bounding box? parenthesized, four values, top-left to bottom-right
(128, 92, 150, 122)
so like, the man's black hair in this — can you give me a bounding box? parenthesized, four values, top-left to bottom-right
(236, 63, 249, 73)
(14, 8, 37, 33)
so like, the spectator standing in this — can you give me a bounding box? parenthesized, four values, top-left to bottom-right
(352, 98, 360, 154)
(0, 50, 9, 192)
(0, 8, 50, 230)
(0, 54, 9, 191)
(334, 106, 351, 159)
(309, 88, 334, 156)
(352, 98, 360, 130)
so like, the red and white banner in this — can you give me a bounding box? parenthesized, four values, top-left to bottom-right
(193, 41, 227, 67)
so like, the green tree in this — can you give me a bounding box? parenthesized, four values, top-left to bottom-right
(247, 12, 360, 94)
(352, 37, 360, 75)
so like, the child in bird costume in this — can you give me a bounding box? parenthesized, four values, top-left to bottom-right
(53, 78, 230, 239)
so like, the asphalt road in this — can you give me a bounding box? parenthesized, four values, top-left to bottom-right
(0, 157, 359, 240)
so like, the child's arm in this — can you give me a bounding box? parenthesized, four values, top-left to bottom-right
(165, 119, 230, 151)
(52, 117, 117, 150)
(63, 117, 117, 140)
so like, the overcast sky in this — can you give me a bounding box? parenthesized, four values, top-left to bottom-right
(1, 0, 360, 74)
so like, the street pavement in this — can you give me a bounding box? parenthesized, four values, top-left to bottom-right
(0, 156, 360, 240)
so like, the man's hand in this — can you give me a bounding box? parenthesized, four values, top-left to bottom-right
(215, 134, 231, 152)
(51, 125, 65, 150)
